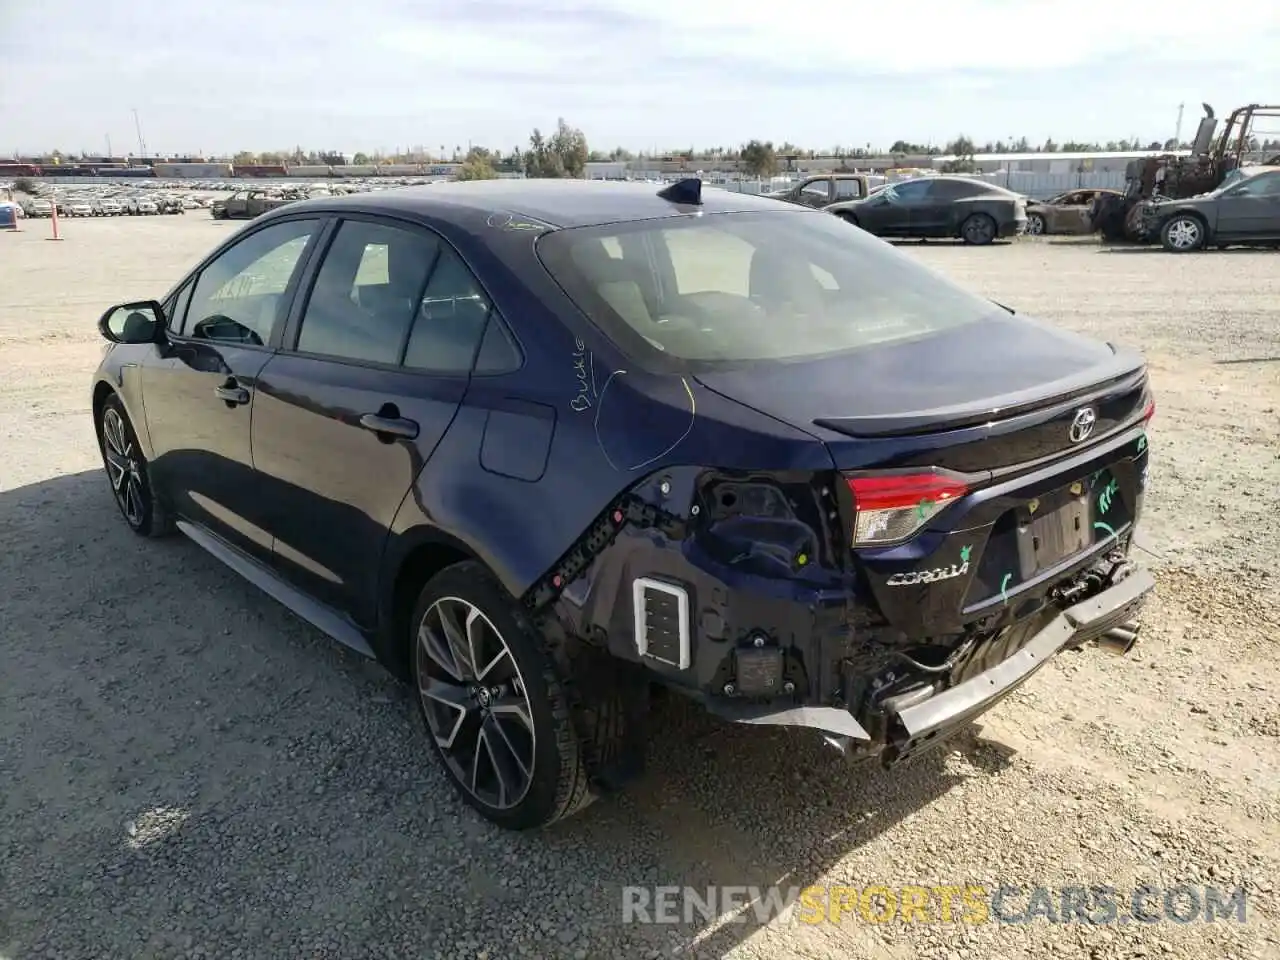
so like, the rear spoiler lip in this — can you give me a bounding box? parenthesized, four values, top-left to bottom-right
(813, 352, 1147, 439)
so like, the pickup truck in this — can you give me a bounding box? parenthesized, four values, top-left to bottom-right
(211, 190, 292, 220)
(764, 174, 872, 208)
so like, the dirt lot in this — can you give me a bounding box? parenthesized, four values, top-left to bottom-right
(1, 216, 1277, 960)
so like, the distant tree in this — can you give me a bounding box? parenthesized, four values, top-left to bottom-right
(525, 118, 588, 178)
(351, 152, 370, 165)
(941, 135, 977, 172)
(456, 146, 498, 181)
(739, 139, 778, 177)
(232, 151, 258, 165)
(1041, 138, 1058, 152)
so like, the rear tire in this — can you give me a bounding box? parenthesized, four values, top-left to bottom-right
(960, 213, 997, 245)
(410, 561, 594, 830)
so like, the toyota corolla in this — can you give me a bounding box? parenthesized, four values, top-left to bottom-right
(90, 178, 1155, 830)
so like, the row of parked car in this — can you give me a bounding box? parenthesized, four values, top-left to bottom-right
(762, 173, 1121, 245)
(20, 193, 209, 218)
(764, 168, 1280, 251)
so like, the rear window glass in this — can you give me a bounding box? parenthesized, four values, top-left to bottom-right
(536, 210, 1005, 372)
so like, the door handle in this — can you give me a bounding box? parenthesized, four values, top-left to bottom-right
(214, 380, 250, 405)
(358, 413, 419, 440)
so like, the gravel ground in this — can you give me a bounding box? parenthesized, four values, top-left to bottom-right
(1, 217, 1277, 960)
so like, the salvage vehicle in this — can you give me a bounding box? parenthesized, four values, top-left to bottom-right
(826, 176, 1027, 244)
(90, 179, 1155, 830)
(765, 174, 875, 208)
(1139, 165, 1280, 252)
(1025, 189, 1121, 236)
(211, 189, 292, 220)
(1092, 102, 1280, 242)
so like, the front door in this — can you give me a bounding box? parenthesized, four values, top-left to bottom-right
(1215, 171, 1280, 238)
(142, 217, 324, 563)
(883, 179, 935, 236)
(792, 178, 833, 207)
(251, 216, 495, 626)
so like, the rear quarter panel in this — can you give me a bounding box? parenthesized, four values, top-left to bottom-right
(380, 214, 834, 605)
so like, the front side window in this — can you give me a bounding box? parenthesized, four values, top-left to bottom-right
(1227, 172, 1280, 197)
(537, 210, 1005, 371)
(296, 219, 440, 364)
(883, 180, 931, 202)
(185, 218, 319, 344)
(165, 281, 194, 333)
(800, 180, 831, 202)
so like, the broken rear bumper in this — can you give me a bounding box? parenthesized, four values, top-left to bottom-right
(709, 565, 1155, 757)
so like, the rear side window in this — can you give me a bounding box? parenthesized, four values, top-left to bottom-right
(296, 220, 441, 364)
(402, 247, 492, 374)
(929, 178, 983, 200)
(536, 210, 1005, 372)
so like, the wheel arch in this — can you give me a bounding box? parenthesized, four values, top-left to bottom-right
(92, 375, 155, 459)
(376, 526, 486, 680)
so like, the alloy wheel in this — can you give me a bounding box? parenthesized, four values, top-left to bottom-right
(101, 407, 146, 527)
(1166, 217, 1201, 250)
(1026, 214, 1045, 236)
(416, 596, 536, 811)
(963, 215, 996, 244)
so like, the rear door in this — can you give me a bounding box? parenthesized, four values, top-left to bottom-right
(251, 214, 495, 625)
(142, 216, 325, 563)
(918, 178, 973, 234)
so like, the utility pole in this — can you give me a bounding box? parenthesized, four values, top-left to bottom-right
(132, 108, 147, 159)
(1174, 102, 1185, 148)
(106, 135, 112, 159)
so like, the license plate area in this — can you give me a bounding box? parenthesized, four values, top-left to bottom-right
(1016, 492, 1091, 578)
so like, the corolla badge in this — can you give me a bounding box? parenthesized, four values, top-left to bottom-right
(1069, 407, 1097, 443)
(885, 545, 972, 587)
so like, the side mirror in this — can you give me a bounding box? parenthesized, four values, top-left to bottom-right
(98, 300, 166, 345)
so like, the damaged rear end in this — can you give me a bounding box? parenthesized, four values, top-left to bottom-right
(531, 205, 1156, 775)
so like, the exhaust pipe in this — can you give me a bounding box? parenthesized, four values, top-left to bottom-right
(1095, 625, 1139, 656)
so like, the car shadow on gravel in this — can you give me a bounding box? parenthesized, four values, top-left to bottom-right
(0, 470, 1016, 960)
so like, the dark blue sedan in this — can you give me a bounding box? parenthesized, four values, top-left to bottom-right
(91, 178, 1156, 829)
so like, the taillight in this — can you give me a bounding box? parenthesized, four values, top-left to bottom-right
(1142, 397, 1155, 423)
(845, 469, 970, 547)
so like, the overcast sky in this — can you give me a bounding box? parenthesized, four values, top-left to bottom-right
(2, 0, 1277, 156)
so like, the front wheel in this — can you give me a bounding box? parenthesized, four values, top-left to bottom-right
(97, 394, 172, 537)
(1161, 215, 1206, 252)
(411, 562, 594, 830)
(960, 213, 997, 245)
(1025, 212, 1046, 236)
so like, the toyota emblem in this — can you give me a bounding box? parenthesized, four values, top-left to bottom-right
(1069, 407, 1097, 443)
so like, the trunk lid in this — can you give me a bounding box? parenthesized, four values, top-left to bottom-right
(694, 313, 1148, 474)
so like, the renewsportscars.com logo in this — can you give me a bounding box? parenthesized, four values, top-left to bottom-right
(622, 884, 1249, 926)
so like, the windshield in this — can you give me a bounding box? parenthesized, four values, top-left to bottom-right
(535, 210, 1004, 372)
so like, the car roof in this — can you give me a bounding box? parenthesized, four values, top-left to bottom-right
(1240, 165, 1280, 177)
(285, 178, 805, 229)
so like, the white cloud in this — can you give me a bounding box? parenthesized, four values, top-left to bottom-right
(384, 0, 1280, 76)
